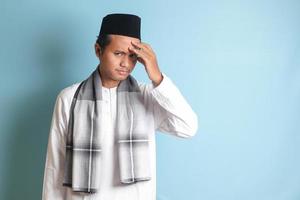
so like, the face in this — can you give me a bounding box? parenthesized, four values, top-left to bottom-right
(95, 34, 140, 87)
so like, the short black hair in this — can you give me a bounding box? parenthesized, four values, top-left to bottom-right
(96, 34, 111, 53)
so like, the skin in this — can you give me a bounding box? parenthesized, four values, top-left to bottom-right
(95, 34, 163, 88)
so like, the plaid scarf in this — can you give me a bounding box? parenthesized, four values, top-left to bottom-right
(63, 67, 151, 193)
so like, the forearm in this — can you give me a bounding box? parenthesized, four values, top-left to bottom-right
(151, 73, 198, 137)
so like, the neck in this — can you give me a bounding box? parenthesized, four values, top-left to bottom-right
(98, 66, 120, 88)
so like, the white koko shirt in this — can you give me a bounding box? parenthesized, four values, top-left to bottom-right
(42, 73, 198, 200)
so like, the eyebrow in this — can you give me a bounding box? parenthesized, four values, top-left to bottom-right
(114, 49, 127, 53)
(114, 49, 135, 55)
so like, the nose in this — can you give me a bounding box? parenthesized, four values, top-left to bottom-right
(120, 55, 131, 68)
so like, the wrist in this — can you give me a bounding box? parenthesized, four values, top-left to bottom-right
(151, 72, 163, 87)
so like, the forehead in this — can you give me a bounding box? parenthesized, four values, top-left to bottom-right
(108, 34, 140, 51)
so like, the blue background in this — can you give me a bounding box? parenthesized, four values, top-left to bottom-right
(1, 0, 300, 199)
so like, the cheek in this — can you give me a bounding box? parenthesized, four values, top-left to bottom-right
(105, 55, 119, 66)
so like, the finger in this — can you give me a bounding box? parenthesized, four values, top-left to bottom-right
(131, 41, 145, 50)
(129, 42, 148, 54)
(132, 42, 154, 58)
(128, 46, 146, 58)
(142, 43, 152, 50)
(128, 47, 146, 65)
(131, 44, 152, 59)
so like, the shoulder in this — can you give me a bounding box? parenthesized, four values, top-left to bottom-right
(59, 82, 81, 97)
(56, 82, 82, 106)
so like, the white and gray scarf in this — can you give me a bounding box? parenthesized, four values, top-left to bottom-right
(63, 67, 151, 193)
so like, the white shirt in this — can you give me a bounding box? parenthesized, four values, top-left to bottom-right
(42, 73, 198, 200)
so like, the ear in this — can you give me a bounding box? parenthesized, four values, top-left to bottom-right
(94, 43, 102, 59)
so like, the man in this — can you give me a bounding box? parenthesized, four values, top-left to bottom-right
(42, 13, 198, 200)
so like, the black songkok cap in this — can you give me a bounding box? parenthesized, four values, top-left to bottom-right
(98, 13, 141, 40)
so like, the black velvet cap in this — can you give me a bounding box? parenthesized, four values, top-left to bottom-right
(98, 13, 141, 40)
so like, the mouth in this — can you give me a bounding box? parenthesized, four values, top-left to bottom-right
(116, 69, 129, 76)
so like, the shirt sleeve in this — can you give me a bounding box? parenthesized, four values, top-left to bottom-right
(42, 92, 68, 200)
(150, 73, 198, 138)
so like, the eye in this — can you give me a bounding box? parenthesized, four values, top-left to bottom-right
(114, 52, 123, 56)
(129, 53, 138, 60)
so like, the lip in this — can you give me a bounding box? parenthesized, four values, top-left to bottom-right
(116, 69, 129, 75)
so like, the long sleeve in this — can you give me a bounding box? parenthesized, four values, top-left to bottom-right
(42, 92, 68, 200)
(151, 73, 198, 138)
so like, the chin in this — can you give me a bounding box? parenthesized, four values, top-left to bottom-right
(119, 76, 129, 81)
(115, 73, 130, 80)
